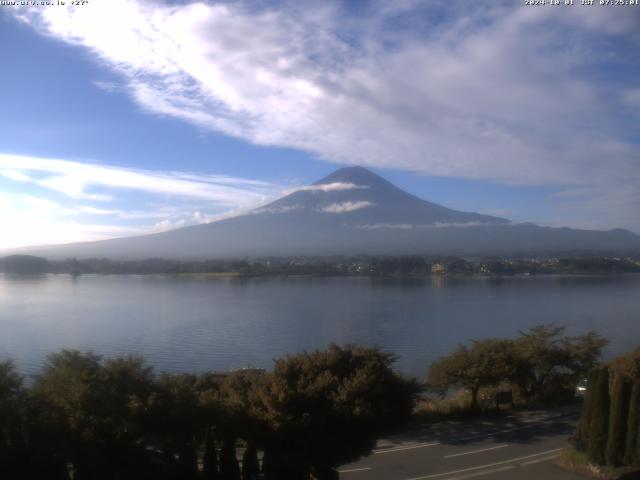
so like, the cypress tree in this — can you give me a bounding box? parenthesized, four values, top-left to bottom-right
(261, 447, 285, 478)
(636, 401, 640, 467)
(578, 369, 598, 447)
(177, 443, 199, 480)
(606, 373, 632, 466)
(624, 382, 640, 466)
(219, 438, 241, 480)
(203, 430, 219, 480)
(587, 366, 610, 466)
(241, 443, 260, 480)
(261, 448, 276, 476)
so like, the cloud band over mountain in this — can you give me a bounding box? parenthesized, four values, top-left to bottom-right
(12, 0, 640, 232)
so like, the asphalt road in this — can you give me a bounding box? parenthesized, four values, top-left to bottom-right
(338, 410, 587, 480)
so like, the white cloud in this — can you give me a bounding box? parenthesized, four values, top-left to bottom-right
(321, 201, 373, 213)
(0, 190, 258, 250)
(15, 1, 640, 231)
(0, 169, 32, 182)
(0, 192, 145, 249)
(0, 154, 278, 207)
(356, 223, 415, 230)
(0, 154, 287, 249)
(623, 89, 640, 107)
(301, 182, 368, 193)
(356, 221, 493, 230)
(91, 80, 119, 93)
(252, 204, 303, 214)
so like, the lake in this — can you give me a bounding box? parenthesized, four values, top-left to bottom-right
(1, 273, 638, 378)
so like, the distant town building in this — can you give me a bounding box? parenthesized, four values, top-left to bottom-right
(431, 263, 446, 274)
(230, 367, 267, 375)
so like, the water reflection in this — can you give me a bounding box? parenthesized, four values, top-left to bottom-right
(1, 273, 639, 377)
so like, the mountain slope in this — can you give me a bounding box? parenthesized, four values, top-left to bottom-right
(17, 166, 640, 259)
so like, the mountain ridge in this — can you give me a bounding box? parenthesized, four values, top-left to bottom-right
(11, 166, 640, 259)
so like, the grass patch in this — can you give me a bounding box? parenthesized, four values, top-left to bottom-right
(410, 389, 513, 424)
(557, 445, 640, 480)
(176, 272, 242, 277)
(557, 445, 592, 470)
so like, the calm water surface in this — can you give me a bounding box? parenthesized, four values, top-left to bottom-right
(1, 273, 638, 377)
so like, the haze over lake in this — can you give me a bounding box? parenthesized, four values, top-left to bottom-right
(2, 273, 638, 377)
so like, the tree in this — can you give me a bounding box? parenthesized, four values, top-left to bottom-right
(428, 339, 517, 410)
(241, 443, 260, 480)
(564, 331, 609, 380)
(219, 371, 268, 450)
(202, 428, 219, 480)
(606, 373, 632, 465)
(0, 360, 22, 439)
(512, 325, 606, 403)
(577, 369, 598, 447)
(587, 366, 610, 465)
(219, 437, 241, 480)
(150, 373, 206, 476)
(0, 360, 25, 480)
(624, 382, 640, 466)
(1, 254, 49, 274)
(611, 347, 640, 381)
(32, 350, 158, 479)
(256, 344, 420, 477)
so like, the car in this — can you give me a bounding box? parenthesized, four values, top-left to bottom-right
(575, 378, 588, 398)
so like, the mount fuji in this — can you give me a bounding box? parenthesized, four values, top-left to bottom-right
(17, 167, 640, 259)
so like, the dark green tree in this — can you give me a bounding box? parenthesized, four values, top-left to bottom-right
(512, 325, 606, 403)
(587, 366, 610, 465)
(0, 360, 25, 480)
(624, 382, 640, 466)
(219, 371, 268, 450)
(606, 373, 632, 465)
(203, 428, 219, 480)
(241, 443, 260, 480)
(578, 369, 598, 447)
(612, 348, 640, 381)
(177, 443, 199, 480)
(257, 344, 420, 477)
(428, 339, 517, 410)
(149, 373, 205, 476)
(32, 350, 159, 479)
(219, 437, 241, 480)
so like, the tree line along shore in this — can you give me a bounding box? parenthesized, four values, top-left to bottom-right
(1, 324, 625, 480)
(2, 254, 640, 276)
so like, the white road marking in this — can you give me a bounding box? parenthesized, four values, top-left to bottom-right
(373, 414, 572, 455)
(519, 454, 560, 466)
(446, 465, 515, 480)
(374, 441, 440, 454)
(401, 448, 564, 480)
(338, 467, 373, 474)
(444, 444, 509, 459)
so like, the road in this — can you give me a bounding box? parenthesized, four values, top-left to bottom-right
(338, 409, 587, 480)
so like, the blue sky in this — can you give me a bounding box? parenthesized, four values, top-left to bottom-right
(0, 0, 638, 249)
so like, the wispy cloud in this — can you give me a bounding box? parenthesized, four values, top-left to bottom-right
(0, 154, 285, 249)
(0, 192, 145, 249)
(91, 80, 119, 93)
(0, 154, 278, 207)
(321, 201, 373, 213)
(253, 205, 303, 214)
(15, 1, 640, 231)
(301, 182, 368, 193)
(357, 221, 496, 230)
(0, 169, 32, 182)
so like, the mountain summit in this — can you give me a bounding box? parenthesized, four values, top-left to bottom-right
(18, 167, 640, 259)
(259, 166, 508, 227)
